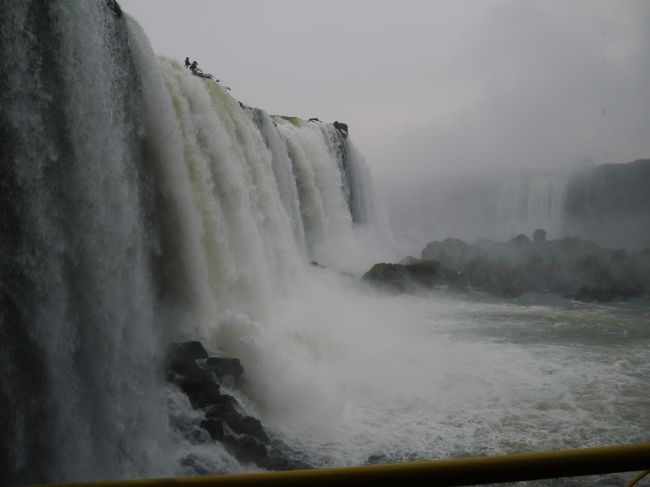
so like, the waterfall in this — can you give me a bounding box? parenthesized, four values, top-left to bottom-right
(0, 1, 169, 483)
(495, 173, 569, 239)
(0, 1, 389, 483)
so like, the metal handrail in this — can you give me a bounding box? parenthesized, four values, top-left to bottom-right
(18, 443, 650, 487)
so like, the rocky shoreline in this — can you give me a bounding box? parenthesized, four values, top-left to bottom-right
(364, 230, 650, 302)
(165, 341, 308, 472)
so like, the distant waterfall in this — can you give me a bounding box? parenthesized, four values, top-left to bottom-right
(495, 174, 569, 239)
(0, 1, 387, 483)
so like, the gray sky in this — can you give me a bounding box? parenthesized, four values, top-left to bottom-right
(119, 0, 650, 188)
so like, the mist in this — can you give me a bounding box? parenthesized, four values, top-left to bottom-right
(118, 0, 650, 251)
(2, 1, 649, 482)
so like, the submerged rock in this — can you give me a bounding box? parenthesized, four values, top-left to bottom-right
(421, 238, 484, 271)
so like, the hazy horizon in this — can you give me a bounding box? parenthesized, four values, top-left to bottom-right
(120, 0, 649, 176)
(119, 0, 650, 249)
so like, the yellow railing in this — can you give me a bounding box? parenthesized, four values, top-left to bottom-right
(18, 443, 650, 487)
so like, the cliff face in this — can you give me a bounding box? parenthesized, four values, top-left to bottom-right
(564, 159, 650, 250)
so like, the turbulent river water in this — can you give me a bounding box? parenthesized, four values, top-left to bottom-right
(176, 273, 649, 487)
(166, 273, 650, 486)
(251, 282, 650, 471)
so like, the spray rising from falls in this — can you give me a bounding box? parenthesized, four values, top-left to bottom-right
(0, 2, 390, 482)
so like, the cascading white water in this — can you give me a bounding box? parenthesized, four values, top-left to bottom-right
(125, 13, 401, 475)
(496, 173, 569, 239)
(251, 110, 308, 255)
(3, 3, 648, 485)
(0, 2, 171, 483)
(125, 14, 394, 349)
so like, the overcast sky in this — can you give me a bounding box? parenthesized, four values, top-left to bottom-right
(119, 0, 650, 188)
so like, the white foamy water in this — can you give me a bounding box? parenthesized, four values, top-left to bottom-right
(230, 285, 650, 470)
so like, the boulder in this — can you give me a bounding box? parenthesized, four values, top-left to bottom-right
(509, 234, 532, 247)
(362, 261, 442, 292)
(164, 340, 308, 471)
(533, 228, 547, 244)
(164, 342, 221, 409)
(169, 340, 209, 360)
(333, 121, 349, 136)
(205, 401, 269, 442)
(421, 238, 484, 270)
(205, 357, 244, 383)
(105, 0, 122, 17)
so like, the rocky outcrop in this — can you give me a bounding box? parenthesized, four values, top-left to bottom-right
(165, 341, 307, 471)
(106, 0, 122, 17)
(333, 121, 349, 137)
(365, 232, 650, 302)
(362, 261, 444, 292)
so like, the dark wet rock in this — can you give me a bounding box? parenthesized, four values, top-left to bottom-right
(171, 340, 209, 360)
(165, 340, 307, 471)
(105, 0, 122, 17)
(165, 345, 221, 409)
(205, 357, 244, 382)
(333, 121, 349, 136)
(367, 232, 650, 302)
(180, 456, 211, 476)
(164, 341, 224, 408)
(362, 261, 443, 292)
(200, 415, 307, 471)
(509, 233, 532, 247)
(533, 228, 547, 244)
(574, 284, 616, 303)
(200, 417, 267, 462)
(458, 259, 525, 298)
(367, 453, 389, 465)
(205, 400, 269, 442)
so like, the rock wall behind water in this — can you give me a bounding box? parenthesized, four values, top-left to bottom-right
(564, 159, 650, 250)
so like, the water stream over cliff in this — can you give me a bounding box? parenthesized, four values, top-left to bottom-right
(1, 2, 648, 485)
